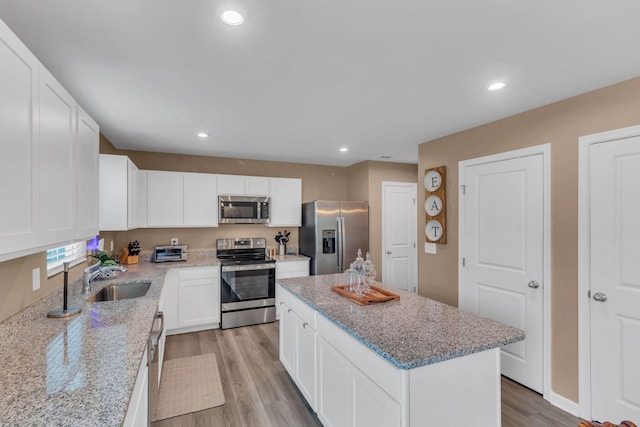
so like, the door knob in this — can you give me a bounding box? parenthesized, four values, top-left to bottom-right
(386, 250, 392, 255)
(593, 292, 608, 302)
(527, 280, 540, 289)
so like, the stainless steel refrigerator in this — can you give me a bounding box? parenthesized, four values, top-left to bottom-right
(299, 201, 369, 275)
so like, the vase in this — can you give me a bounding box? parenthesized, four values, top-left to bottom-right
(279, 244, 285, 256)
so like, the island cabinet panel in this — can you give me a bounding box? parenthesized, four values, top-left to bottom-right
(353, 367, 401, 427)
(408, 347, 501, 426)
(279, 302, 297, 376)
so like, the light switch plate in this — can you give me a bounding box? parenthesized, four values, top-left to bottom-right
(32, 268, 40, 291)
(424, 242, 437, 254)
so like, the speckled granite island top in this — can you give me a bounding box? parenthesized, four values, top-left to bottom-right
(0, 251, 220, 427)
(278, 274, 525, 370)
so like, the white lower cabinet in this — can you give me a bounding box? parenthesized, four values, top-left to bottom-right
(161, 267, 221, 335)
(318, 337, 352, 427)
(279, 286, 317, 411)
(123, 346, 148, 427)
(317, 336, 401, 427)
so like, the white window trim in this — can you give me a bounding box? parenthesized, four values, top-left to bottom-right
(46, 241, 87, 278)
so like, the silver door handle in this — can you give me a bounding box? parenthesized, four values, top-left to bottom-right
(527, 281, 540, 289)
(593, 292, 608, 302)
(386, 250, 392, 255)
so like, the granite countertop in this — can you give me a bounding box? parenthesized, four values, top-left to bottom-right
(269, 254, 310, 262)
(0, 251, 220, 426)
(277, 274, 525, 370)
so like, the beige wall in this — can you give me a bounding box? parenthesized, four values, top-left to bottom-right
(418, 76, 640, 403)
(0, 253, 82, 321)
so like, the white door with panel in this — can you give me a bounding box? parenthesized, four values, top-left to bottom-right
(382, 182, 417, 292)
(459, 153, 545, 393)
(587, 134, 640, 422)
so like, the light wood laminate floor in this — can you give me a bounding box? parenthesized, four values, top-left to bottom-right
(152, 323, 583, 427)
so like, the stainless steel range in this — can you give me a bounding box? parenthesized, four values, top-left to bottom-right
(217, 238, 276, 329)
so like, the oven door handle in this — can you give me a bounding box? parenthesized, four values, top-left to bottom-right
(221, 263, 276, 272)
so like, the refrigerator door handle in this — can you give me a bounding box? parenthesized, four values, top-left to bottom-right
(339, 216, 347, 273)
(337, 217, 343, 273)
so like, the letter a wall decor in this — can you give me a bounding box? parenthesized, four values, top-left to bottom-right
(423, 166, 447, 243)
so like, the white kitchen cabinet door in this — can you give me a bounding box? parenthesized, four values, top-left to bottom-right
(74, 107, 99, 240)
(279, 302, 297, 377)
(177, 267, 220, 329)
(318, 337, 352, 427)
(245, 176, 269, 196)
(147, 171, 184, 227)
(137, 170, 148, 228)
(127, 160, 139, 229)
(275, 260, 310, 319)
(268, 178, 302, 227)
(99, 155, 128, 231)
(353, 368, 401, 427)
(38, 66, 76, 247)
(99, 155, 140, 231)
(0, 21, 39, 257)
(217, 174, 245, 195)
(160, 270, 179, 332)
(296, 317, 317, 410)
(123, 347, 148, 427)
(217, 174, 269, 196)
(184, 173, 218, 227)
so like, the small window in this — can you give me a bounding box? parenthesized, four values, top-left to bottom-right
(46, 241, 87, 277)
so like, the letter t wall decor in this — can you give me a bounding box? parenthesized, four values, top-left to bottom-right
(423, 166, 447, 244)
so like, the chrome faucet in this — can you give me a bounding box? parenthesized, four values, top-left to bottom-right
(83, 263, 127, 293)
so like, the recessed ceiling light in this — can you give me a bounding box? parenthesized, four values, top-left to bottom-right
(339, 147, 349, 152)
(487, 81, 506, 91)
(197, 132, 209, 138)
(221, 10, 244, 25)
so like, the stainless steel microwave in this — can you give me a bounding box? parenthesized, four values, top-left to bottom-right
(219, 195, 270, 224)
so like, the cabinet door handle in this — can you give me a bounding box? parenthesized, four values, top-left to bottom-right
(288, 308, 292, 313)
(302, 322, 308, 329)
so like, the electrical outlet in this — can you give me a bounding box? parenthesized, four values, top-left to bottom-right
(110, 240, 114, 252)
(32, 268, 40, 291)
(171, 238, 178, 246)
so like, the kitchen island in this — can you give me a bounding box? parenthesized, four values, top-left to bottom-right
(277, 274, 524, 427)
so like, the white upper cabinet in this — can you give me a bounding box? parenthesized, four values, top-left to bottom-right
(218, 174, 269, 196)
(38, 66, 76, 247)
(75, 107, 99, 240)
(0, 18, 99, 261)
(183, 173, 218, 227)
(99, 155, 140, 231)
(268, 178, 302, 227)
(0, 21, 39, 257)
(147, 171, 184, 227)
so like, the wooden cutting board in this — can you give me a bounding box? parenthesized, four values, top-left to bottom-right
(331, 285, 400, 305)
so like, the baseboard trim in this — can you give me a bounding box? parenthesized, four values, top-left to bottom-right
(547, 390, 580, 417)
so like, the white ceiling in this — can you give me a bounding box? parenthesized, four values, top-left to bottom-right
(1, 1, 639, 166)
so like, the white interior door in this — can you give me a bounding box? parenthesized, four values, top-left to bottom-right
(382, 182, 417, 292)
(588, 135, 640, 422)
(460, 153, 545, 393)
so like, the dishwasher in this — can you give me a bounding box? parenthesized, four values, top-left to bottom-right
(148, 311, 164, 425)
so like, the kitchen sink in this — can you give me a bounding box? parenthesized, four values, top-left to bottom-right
(88, 281, 151, 302)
